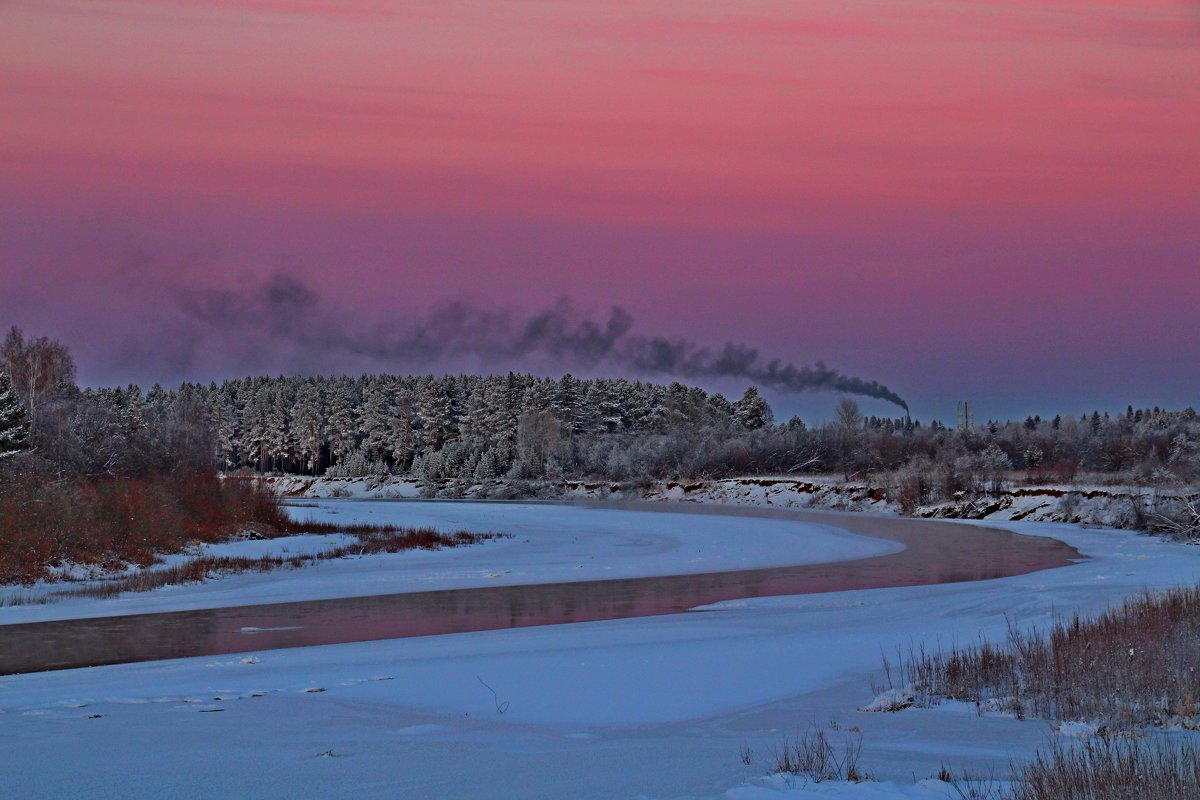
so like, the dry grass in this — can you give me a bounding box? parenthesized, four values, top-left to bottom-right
(758, 729, 1200, 800)
(771, 726, 869, 783)
(1009, 736, 1200, 800)
(875, 586, 1200, 730)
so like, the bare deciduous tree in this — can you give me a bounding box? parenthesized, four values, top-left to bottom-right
(1, 326, 76, 421)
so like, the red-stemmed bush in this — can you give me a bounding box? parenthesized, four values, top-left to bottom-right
(0, 471, 291, 585)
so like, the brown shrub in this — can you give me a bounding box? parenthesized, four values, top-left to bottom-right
(877, 587, 1200, 730)
(1010, 736, 1200, 800)
(0, 472, 290, 584)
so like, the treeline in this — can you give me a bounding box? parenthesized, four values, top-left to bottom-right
(0, 328, 287, 584)
(3, 325, 1198, 568)
(82, 372, 780, 481)
(40, 369, 1198, 492)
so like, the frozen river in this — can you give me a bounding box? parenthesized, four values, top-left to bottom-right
(0, 502, 1076, 675)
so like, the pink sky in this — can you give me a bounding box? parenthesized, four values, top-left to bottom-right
(2, 0, 1198, 419)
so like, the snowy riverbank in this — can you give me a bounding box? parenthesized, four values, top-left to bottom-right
(261, 473, 1194, 532)
(3, 501, 1200, 799)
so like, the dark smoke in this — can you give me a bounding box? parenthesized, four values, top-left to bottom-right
(176, 273, 909, 410)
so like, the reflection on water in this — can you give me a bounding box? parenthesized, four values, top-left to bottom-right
(0, 506, 1079, 675)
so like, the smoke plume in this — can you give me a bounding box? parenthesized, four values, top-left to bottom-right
(176, 273, 908, 410)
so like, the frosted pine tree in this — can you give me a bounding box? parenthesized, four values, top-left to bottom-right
(445, 376, 466, 443)
(207, 384, 239, 469)
(708, 392, 733, 418)
(613, 379, 649, 430)
(145, 383, 170, 427)
(326, 381, 359, 465)
(733, 386, 773, 430)
(417, 377, 453, 452)
(663, 381, 692, 430)
(120, 384, 148, 435)
(360, 381, 397, 462)
(263, 386, 291, 472)
(0, 369, 30, 459)
(290, 382, 326, 475)
(482, 378, 518, 472)
(522, 379, 553, 413)
(589, 379, 624, 433)
(502, 372, 526, 418)
(552, 374, 583, 432)
(238, 382, 271, 471)
(492, 375, 521, 436)
(390, 392, 416, 472)
(473, 448, 498, 480)
(645, 385, 670, 433)
(459, 382, 491, 449)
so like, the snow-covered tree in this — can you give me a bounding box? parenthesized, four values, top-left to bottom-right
(976, 443, 1013, 495)
(290, 383, 326, 474)
(551, 373, 583, 432)
(473, 448, 499, 480)
(207, 385, 238, 469)
(0, 369, 30, 459)
(733, 386, 773, 430)
(263, 386, 291, 471)
(459, 381, 491, 448)
(589, 379, 624, 433)
(417, 377, 453, 451)
(326, 381, 359, 465)
(238, 382, 271, 471)
(360, 381, 397, 462)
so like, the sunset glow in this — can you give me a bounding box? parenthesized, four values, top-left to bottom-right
(3, 0, 1198, 417)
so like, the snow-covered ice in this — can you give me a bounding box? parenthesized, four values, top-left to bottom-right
(2, 503, 1199, 799)
(727, 777, 964, 799)
(0, 501, 897, 624)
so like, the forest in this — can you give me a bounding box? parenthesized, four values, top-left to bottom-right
(2, 325, 1198, 579)
(4, 326, 1199, 489)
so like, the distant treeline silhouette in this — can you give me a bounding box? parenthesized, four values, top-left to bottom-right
(3, 325, 1198, 516)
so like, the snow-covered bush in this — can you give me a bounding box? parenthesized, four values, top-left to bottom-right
(0, 369, 30, 460)
(858, 688, 915, 713)
(888, 456, 934, 513)
(325, 449, 389, 479)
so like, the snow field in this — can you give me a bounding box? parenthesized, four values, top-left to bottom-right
(1, 505, 1198, 798)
